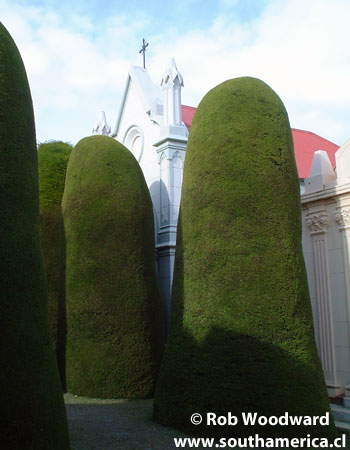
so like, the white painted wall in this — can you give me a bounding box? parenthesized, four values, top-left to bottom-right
(302, 145, 350, 397)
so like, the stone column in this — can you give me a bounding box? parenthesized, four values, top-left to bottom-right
(334, 205, 350, 398)
(305, 210, 339, 395)
(154, 139, 186, 337)
(154, 58, 188, 339)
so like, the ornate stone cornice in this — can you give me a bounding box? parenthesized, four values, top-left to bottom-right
(305, 213, 328, 234)
(334, 208, 350, 229)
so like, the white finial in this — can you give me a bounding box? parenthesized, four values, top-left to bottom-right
(92, 111, 111, 136)
(305, 150, 336, 193)
(161, 58, 184, 89)
(161, 58, 184, 127)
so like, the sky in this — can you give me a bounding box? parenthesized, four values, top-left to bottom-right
(1, 0, 349, 146)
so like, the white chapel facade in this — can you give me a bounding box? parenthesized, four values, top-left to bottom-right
(108, 60, 188, 335)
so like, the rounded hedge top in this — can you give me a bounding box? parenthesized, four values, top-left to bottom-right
(0, 22, 70, 449)
(63, 135, 163, 399)
(153, 77, 336, 439)
(39, 141, 73, 211)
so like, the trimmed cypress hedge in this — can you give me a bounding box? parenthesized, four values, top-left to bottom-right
(0, 22, 70, 449)
(62, 135, 163, 398)
(38, 141, 72, 391)
(153, 77, 337, 440)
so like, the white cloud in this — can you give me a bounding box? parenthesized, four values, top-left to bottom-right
(1, 1, 138, 143)
(148, 0, 350, 145)
(1, 0, 349, 145)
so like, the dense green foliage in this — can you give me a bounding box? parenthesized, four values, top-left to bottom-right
(153, 77, 337, 440)
(0, 22, 70, 449)
(38, 141, 72, 391)
(62, 135, 163, 398)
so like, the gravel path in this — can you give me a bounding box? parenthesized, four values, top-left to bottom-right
(65, 394, 349, 450)
(65, 393, 199, 450)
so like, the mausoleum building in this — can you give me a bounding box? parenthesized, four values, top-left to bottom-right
(93, 59, 350, 398)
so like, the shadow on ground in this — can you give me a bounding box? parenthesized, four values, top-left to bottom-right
(65, 393, 202, 450)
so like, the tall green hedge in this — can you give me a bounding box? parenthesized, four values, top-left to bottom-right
(38, 141, 72, 391)
(62, 135, 163, 398)
(0, 22, 70, 449)
(153, 77, 337, 440)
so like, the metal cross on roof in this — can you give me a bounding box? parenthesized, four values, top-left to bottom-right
(139, 38, 149, 69)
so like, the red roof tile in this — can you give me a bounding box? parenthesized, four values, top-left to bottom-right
(182, 105, 196, 130)
(291, 128, 338, 179)
(181, 105, 339, 179)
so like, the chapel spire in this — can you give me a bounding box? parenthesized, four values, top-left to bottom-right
(160, 58, 184, 127)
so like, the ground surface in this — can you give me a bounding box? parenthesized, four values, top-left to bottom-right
(65, 394, 349, 450)
(65, 393, 200, 450)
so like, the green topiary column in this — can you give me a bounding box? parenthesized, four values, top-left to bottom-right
(0, 22, 70, 449)
(153, 77, 338, 440)
(38, 141, 72, 391)
(62, 135, 163, 398)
